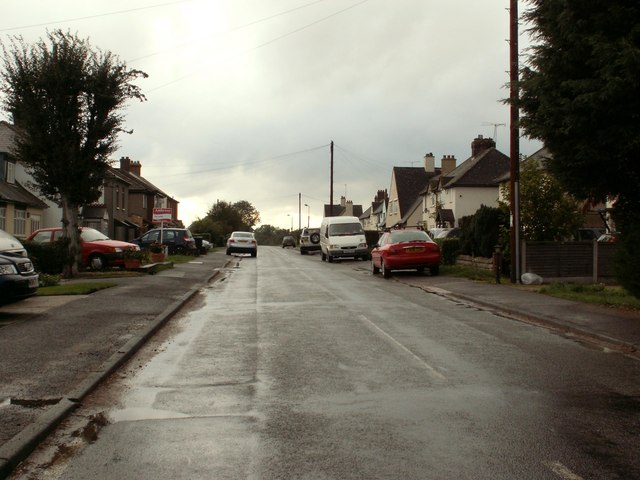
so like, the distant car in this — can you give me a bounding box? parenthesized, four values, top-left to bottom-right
(226, 231, 257, 257)
(0, 230, 39, 303)
(27, 227, 140, 270)
(597, 233, 617, 243)
(282, 235, 296, 248)
(371, 229, 441, 278)
(131, 228, 197, 255)
(427, 228, 448, 240)
(299, 227, 321, 255)
(435, 228, 461, 239)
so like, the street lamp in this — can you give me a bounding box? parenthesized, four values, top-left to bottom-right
(304, 203, 310, 228)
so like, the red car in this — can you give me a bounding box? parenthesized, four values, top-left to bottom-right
(371, 229, 441, 278)
(27, 227, 140, 270)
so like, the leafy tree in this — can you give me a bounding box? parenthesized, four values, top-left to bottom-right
(253, 224, 292, 246)
(191, 200, 261, 244)
(233, 200, 260, 231)
(1, 30, 146, 276)
(517, 1, 640, 294)
(502, 159, 584, 242)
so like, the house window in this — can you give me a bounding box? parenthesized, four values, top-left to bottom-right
(30, 213, 41, 233)
(6, 161, 15, 184)
(116, 186, 120, 209)
(0, 204, 5, 230)
(14, 208, 26, 236)
(142, 195, 147, 209)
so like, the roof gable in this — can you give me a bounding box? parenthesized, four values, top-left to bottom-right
(393, 166, 439, 216)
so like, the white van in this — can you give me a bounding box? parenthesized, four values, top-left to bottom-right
(319, 216, 368, 262)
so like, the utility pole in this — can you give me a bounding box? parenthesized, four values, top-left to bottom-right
(329, 140, 334, 216)
(509, 0, 521, 283)
(298, 193, 301, 231)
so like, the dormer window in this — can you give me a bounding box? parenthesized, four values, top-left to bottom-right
(6, 160, 15, 184)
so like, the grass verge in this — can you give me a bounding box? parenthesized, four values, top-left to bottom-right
(440, 264, 640, 311)
(37, 282, 116, 296)
(538, 283, 640, 311)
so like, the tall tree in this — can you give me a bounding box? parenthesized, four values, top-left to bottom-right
(1, 30, 146, 276)
(518, 1, 640, 294)
(204, 199, 260, 236)
(519, 1, 640, 203)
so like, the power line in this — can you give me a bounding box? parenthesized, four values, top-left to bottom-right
(0, 0, 194, 33)
(129, 0, 327, 63)
(147, 0, 370, 92)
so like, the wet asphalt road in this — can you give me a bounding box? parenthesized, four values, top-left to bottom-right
(12, 246, 640, 479)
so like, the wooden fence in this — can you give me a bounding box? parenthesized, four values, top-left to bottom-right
(522, 241, 617, 282)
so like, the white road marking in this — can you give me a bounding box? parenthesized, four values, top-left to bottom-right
(544, 461, 585, 480)
(358, 314, 446, 380)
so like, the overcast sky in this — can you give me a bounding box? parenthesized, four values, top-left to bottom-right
(1, 0, 541, 230)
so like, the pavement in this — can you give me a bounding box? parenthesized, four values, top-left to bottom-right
(1, 250, 639, 478)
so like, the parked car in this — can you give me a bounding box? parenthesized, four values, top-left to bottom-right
(226, 231, 257, 257)
(27, 227, 140, 270)
(0, 228, 29, 255)
(131, 228, 197, 255)
(299, 227, 321, 255)
(427, 228, 448, 240)
(435, 228, 461, 239)
(0, 229, 39, 303)
(282, 235, 296, 248)
(319, 216, 368, 262)
(371, 229, 441, 278)
(597, 232, 618, 243)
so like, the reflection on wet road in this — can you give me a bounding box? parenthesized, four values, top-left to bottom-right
(13, 247, 640, 479)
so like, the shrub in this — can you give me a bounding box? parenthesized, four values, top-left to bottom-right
(24, 239, 70, 274)
(437, 238, 461, 265)
(38, 273, 61, 287)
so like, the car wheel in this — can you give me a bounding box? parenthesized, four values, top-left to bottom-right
(226, 249, 231, 255)
(371, 260, 380, 275)
(430, 265, 439, 276)
(417, 267, 425, 274)
(310, 233, 320, 244)
(89, 254, 105, 270)
(381, 260, 391, 279)
(321, 252, 326, 261)
(328, 255, 333, 263)
(251, 251, 257, 258)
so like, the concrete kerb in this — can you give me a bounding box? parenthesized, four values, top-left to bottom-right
(0, 258, 234, 479)
(420, 285, 640, 361)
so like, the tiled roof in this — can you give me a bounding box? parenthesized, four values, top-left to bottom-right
(442, 148, 509, 188)
(393, 166, 439, 217)
(0, 121, 17, 154)
(0, 180, 48, 209)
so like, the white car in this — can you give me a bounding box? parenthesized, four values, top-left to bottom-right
(226, 231, 257, 257)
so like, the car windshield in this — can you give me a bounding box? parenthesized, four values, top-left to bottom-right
(80, 228, 110, 242)
(388, 231, 430, 243)
(329, 223, 363, 236)
(233, 232, 253, 239)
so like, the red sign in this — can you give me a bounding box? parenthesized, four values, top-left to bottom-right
(152, 207, 172, 222)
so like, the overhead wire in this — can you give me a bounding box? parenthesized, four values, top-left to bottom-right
(0, 0, 194, 32)
(146, 0, 370, 92)
(128, 0, 327, 63)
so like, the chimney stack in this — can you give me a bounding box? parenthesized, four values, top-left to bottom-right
(340, 196, 346, 207)
(441, 155, 457, 176)
(424, 153, 435, 173)
(130, 160, 141, 176)
(346, 200, 353, 216)
(471, 135, 496, 157)
(119, 156, 131, 172)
